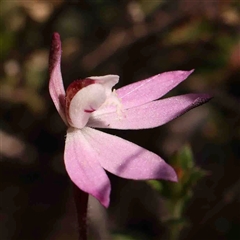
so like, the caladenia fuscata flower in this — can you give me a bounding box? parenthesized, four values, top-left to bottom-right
(49, 32, 211, 208)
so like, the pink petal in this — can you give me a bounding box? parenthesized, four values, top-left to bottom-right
(64, 128, 111, 207)
(88, 94, 212, 129)
(82, 127, 177, 182)
(49, 32, 67, 124)
(117, 70, 194, 109)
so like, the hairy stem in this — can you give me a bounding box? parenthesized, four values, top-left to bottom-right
(72, 183, 89, 240)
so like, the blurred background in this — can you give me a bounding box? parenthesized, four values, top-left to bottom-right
(0, 0, 239, 239)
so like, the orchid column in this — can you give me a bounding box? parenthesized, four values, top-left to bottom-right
(49, 32, 211, 239)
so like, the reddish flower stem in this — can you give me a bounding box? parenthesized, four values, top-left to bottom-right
(72, 182, 89, 240)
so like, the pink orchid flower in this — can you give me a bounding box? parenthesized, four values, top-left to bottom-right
(49, 33, 211, 208)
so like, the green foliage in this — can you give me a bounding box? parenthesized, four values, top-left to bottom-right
(148, 145, 208, 239)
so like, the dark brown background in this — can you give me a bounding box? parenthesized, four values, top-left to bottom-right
(0, 1, 239, 239)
